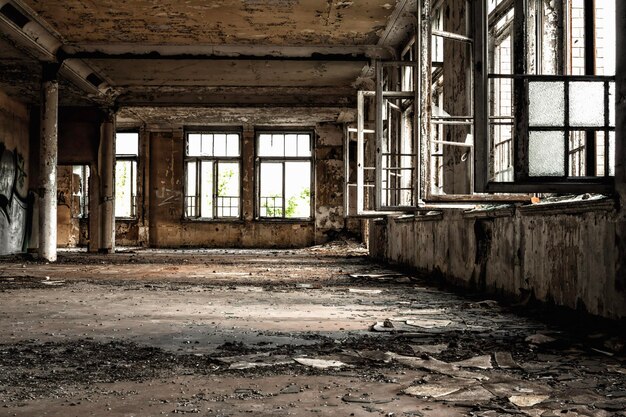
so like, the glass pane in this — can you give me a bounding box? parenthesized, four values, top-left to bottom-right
(115, 160, 134, 217)
(285, 162, 311, 218)
(297, 134, 312, 157)
(260, 162, 283, 217)
(201, 134, 213, 156)
(186, 161, 197, 217)
(529, 131, 565, 176)
(609, 132, 615, 177)
(116, 132, 139, 156)
(595, 0, 615, 76)
(227, 134, 240, 157)
(528, 82, 565, 127)
(570, 82, 605, 127)
(610, 82, 616, 127)
(187, 134, 202, 156)
(200, 161, 213, 218)
(285, 134, 298, 157)
(217, 162, 240, 218)
(213, 134, 227, 157)
(258, 134, 284, 157)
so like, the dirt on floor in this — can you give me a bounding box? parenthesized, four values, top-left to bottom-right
(0, 241, 625, 417)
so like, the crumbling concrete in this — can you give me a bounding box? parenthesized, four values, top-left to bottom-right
(369, 199, 626, 320)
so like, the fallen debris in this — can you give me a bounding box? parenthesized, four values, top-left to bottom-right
(494, 351, 520, 369)
(452, 355, 493, 370)
(405, 319, 452, 329)
(508, 394, 550, 407)
(390, 354, 489, 381)
(411, 344, 448, 355)
(525, 334, 557, 345)
(293, 357, 348, 369)
(403, 385, 462, 398)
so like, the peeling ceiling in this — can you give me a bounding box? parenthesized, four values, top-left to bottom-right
(22, 0, 395, 46)
(0, 0, 415, 112)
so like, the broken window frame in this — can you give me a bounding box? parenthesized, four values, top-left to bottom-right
(474, 0, 616, 194)
(114, 131, 139, 219)
(255, 130, 314, 221)
(184, 131, 242, 220)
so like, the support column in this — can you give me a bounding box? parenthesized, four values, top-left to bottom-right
(99, 110, 115, 253)
(615, 3, 626, 290)
(38, 63, 60, 262)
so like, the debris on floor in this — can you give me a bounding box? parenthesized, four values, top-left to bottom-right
(0, 248, 624, 417)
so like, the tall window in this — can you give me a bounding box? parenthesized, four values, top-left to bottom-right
(72, 165, 89, 218)
(115, 132, 138, 218)
(257, 132, 312, 219)
(185, 132, 241, 219)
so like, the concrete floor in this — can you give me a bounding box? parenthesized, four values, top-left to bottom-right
(0, 243, 625, 417)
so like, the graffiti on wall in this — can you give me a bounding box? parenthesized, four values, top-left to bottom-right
(0, 142, 32, 255)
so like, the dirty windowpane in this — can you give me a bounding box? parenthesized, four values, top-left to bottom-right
(200, 161, 213, 218)
(285, 162, 311, 219)
(187, 134, 202, 156)
(529, 131, 565, 176)
(260, 162, 283, 217)
(217, 162, 239, 218)
(528, 82, 565, 127)
(569, 82, 605, 127)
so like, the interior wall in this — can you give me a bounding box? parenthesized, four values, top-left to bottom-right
(147, 121, 352, 248)
(368, 200, 626, 320)
(0, 89, 31, 255)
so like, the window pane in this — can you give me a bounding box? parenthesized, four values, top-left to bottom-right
(213, 134, 227, 157)
(595, 0, 615, 76)
(610, 82, 616, 127)
(116, 133, 139, 156)
(185, 161, 197, 217)
(609, 132, 615, 177)
(570, 82, 605, 127)
(285, 134, 298, 157)
(187, 134, 202, 156)
(528, 82, 565, 127)
(297, 134, 312, 157)
(285, 162, 311, 218)
(115, 160, 134, 217)
(529, 131, 565, 176)
(200, 161, 213, 218)
(260, 162, 283, 217)
(227, 134, 240, 157)
(201, 134, 213, 156)
(217, 162, 240, 218)
(258, 133, 284, 157)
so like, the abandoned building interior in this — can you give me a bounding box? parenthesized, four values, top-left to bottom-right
(1, 0, 626, 415)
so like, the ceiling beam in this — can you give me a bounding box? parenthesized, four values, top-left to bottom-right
(59, 43, 394, 61)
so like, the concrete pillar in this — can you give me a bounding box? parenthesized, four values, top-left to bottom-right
(38, 64, 59, 262)
(99, 111, 115, 253)
(615, 2, 626, 289)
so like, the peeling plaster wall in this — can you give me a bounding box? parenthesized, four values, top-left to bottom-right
(368, 202, 626, 320)
(0, 89, 31, 255)
(148, 121, 350, 248)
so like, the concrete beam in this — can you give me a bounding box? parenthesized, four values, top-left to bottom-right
(38, 63, 59, 262)
(60, 44, 394, 61)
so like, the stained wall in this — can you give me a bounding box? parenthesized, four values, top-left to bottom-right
(368, 199, 626, 320)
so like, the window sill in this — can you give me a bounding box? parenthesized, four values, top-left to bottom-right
(518, 194, 616, 216)
(182, 218, 244, 224)
(115, 217, 138, 222)
(256, 218, 314, 224)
